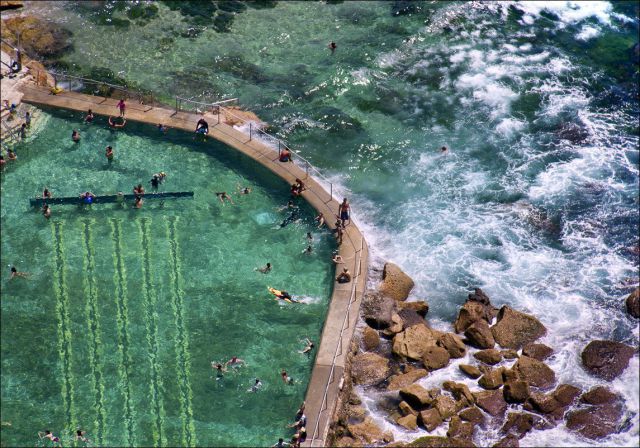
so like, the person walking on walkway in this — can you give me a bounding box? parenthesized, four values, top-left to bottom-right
(117, 99, 126, 117)
(338, 198, 350, 226)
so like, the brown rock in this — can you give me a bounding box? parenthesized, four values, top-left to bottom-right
(528, 392, 560, 414)
(335, 436, 359, 447)
(459, 407, 484, 425)
(522, 343, 553, 361)
(383, 312, 404, 336)
(552, 384, 581, 407)
(459, 364, 482, 379)
(501, 412, 542, 438)
(491, 306, 547, 349)
(419, 408, 443, 432)
(580, 386, 619, 406)
(397, 414, 418, 430)
(581, 340, 635, 381)
(474, 389, 508, 417)
(433, 395, 457, 420)
(503, 381, 530, 403)
(348, 417, 386, 444)
(474, 349, 503, 365)
(447, 416, 475, 441)
(478, 368, 505, 390)
(393, 325, 439, 360)
(399, 400, 418, 416)
(388, 369, 429, 391)
(398, 300, 430, 316)
(380, 262, 415, 301)
(438, 333, 467, 358)
(352, 352, 390, 386)
(1, 16, 72, 58)
(0, 1, 24, 11)
(566, 401, 624, 440)
(400, 384, 440, 408)
(501, 368, 520, 383)
(443, 381, 475, 404)
(501, 349, 519, 359)
(493, 435, 519, 447)
(454, 301, 492, 334)
(346, 404, 366, 422)
(362, 292, 396, 329)
(512, 356, 555, 389)
(626, 288, 640, 318)
(464, 320, 495, 349)
(423, 346, 451, 371)
(398, 308, 427, 328)
(362, 326, 380, 351)
(454, 397, 472, 412)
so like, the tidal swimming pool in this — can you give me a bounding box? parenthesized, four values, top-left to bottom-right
(0, 107, 334, 447)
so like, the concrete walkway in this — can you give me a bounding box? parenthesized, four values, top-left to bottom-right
(18, 83, 368, 446)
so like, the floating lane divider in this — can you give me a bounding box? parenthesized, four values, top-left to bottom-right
(81, 219, 107, 445)
(166, 216, 197, 447)
(51, 220, 77, 432)
(29, 191, 194, 207)
(138, 218, 166, 447)
(110, 219, 136, 446)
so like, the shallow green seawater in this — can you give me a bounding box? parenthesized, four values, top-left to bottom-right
(0, 108, 334, 447)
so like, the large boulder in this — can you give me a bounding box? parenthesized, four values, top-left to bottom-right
(362, 326, 380, 351)
(433, 395, 457, 419)
(493, 435, 520, 447)
(464, 320, 495, 349)
(351, 353, 390, 386)
(397, 413, 418, 431)
(400, 384, 440, 408)
(399, 400, 419, 416)
(503, 381, 530, 403)
(566, 390, 624, 440)
(419, 408, 443, 432)
(438, 333, 467, 358)
(398, 308, 427, 328)
(553, 384, 581, 407)
(423, 346, 451, 371)
(474, 349, 503, 365)
(626, 288, 640, 318)
(382, 312, 404, 336)
(393, 325, 439, 360)
(522, 343, 553, 361)
(581, 340, 635, 381)
(501, 412, 547, 439)
(478, 368, 505, 390)
(491, 306, 546, 349)
(443, 381, 475, 405)
(387, 369, 428, 391)
(447, 416, 475, 441)
(459, 406, 484, 425)
(1, 16, 72, 58)
(348, 417, 387, 444)
(379, 262, 415, 301)
(474, 389, 507, 417)
(459, 364, 483, 379)
(512, 356, 555, 389)
(398, 300, 429, 316)
(362, 292, 396, 329)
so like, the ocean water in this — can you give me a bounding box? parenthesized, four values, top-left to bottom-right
(3, 1, 640, 446)
(0, 109, 334, 447)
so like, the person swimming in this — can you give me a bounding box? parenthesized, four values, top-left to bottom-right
(76, 429, 89, 443)
(85, 109, 94, 123)
(108, 116, 126, 128)
(315, 212, 325, 228)
(298, 338, 314, 355)
(42, 188, 52, 199)
(42, 204, 51, 219)
(256, 263, 272, 273)
(280, 369, 294, 385)
(216, 192, 234, 205)
(195, 118, 209, 135)
(225, 356, 246, 371)
(105, 146, 114, 163)
(268, 287, 301, 303)
(150, 174, 160, 190)
(280, 209, 300, 228)
(10, 266, 29, 279)
(38, 430, 60, 443)
(248, 378, 262, 392)
(211, 362, 227, 380)
(72, 129, 80, 142)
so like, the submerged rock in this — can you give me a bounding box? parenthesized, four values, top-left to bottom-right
(581, 340, 635, 381)
(351, 352, 390, 386)
(380, 262, 415, 301)
(1, 16, 72, 58)
(626, 288, 640, 318)
(491, 306, 546, 349)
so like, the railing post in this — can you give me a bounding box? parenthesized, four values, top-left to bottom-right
(175, 97, 178, 113)
(217, 105, 220, 124)
(54, 75, 57, 89)
(278, 140, 281, 157)
(305, 161, 309, 176)
(249, 122, 252, 141)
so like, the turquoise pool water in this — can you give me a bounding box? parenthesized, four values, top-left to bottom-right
(0, 107, 334, 447)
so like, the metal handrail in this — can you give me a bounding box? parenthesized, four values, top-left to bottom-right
(309, 236, 364, 446)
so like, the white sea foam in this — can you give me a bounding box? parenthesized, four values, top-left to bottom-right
(576, 24, 601, 40)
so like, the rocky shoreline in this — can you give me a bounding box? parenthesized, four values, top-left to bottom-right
(329, 263, 639, 447)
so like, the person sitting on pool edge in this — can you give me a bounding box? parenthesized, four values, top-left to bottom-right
(336, 268, 351, 284)
(195, 117, 209, 135)
(80, 191, 96, 205)
(279, 148, 293, 162)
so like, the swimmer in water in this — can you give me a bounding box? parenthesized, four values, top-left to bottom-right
(298, 338, 314, 355)
(72, 129, 80, 142)
(315, 212, 325, 228)
(75, 429, 88, 443)
(216, 192, 234, 205)
(150, 174, 160, 190)
(211, 362, 227, 380)
(157, 123, 168, 133)
(281, 369, 294, 385)
(440, 145, 448, 153)
(328, 41, 337, 53)
(85, 109, 94, 123)
(42, 188, 52, 199)
(133, 196, 143, 209)
(42, 204, 51, 220)
(306, 232, 313, 242)
(133, 184, 145, 196)
(302, 245, 313, 255)
(38, 430, 60, 443)
(237, 184, 252, 195)
(256, 262, 272, 273)
(80, 191, 96, 205)
(248, 378, 262, 392)
(108, 116, 126, 128)
(225, 356, 246, 371)
(105, 145, 114, 163)
(7, 149, 17, 161)
(10, 266, 29, 279)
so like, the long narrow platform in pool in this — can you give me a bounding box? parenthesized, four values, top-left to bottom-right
(29, 191, 194, 207)
(19, 82, 369, 447)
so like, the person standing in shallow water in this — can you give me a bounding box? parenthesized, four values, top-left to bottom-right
(105, 146, 114, 164)
(328, 41, 337, 53)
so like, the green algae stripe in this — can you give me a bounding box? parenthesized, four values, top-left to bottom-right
(110, 219, 136, 446)
(138, 218, 166, 447)
(80, 220, 107, 445)
(51, 220, 77, 432)
(167, 217, 197, 447)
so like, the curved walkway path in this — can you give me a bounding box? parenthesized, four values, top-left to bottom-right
(18, 83, 368, 447)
